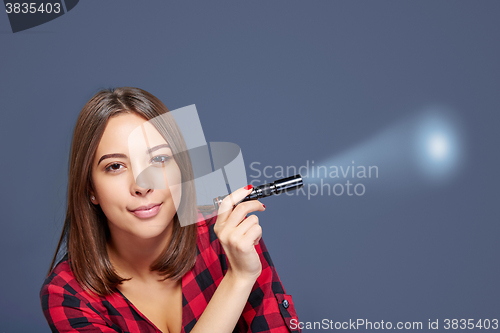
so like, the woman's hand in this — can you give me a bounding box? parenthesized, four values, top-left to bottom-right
(189, 185, 267, 333)
(214, 185, 266, 283)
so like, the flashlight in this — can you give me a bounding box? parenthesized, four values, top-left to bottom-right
(213, 174, 303, 210)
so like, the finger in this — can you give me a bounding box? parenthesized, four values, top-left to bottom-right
(216, 184, 254, 223)
(232, 214, 259, 237)
(225, 200, 265, 228)
(241, 223, 263, 248)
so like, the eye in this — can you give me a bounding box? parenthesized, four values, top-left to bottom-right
(150, 155, 171, 165)
(105, 163, 124, 172)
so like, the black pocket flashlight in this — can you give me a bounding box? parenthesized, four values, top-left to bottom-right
(213, 174, 303, 210)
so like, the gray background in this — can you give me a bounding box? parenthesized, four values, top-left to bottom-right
(1, 1, 499, 332)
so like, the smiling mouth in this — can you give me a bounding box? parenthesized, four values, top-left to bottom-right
(129, 203, 162, 219)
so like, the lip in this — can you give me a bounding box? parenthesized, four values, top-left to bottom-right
(128, 203, 162, 219)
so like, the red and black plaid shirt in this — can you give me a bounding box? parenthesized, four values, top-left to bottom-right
(40, 215, 300, 333)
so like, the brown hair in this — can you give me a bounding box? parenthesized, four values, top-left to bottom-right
(48, 87, 198, 296)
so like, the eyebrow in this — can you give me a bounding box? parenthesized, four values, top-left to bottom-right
(98, 153, 127, 166)
(147, 143, 170, 154)
(97, 144, 170, 166)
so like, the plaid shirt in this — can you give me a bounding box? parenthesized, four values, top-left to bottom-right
(40, 215, 300, 333)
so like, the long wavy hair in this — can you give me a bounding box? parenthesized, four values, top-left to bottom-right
(47, 87, 198, 296)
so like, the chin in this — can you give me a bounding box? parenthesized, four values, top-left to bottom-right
(131, 225, 171, 240)
(134, 217, 174, 239)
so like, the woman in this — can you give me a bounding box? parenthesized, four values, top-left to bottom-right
(40, 87, 299, 333)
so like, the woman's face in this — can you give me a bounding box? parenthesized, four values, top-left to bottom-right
(91, 112, 182, 241)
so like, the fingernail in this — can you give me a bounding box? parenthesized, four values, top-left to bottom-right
(262, 204, 266, 209)
(244, 184, 253, 190)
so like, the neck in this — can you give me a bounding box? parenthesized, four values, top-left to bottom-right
(107, 222, 174, 282)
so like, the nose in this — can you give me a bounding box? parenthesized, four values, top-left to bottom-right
(132, 173, 154, 196)
(132, 184, 153, 196)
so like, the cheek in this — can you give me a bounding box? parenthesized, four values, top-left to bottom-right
(94, 176, 127, 213)
(170, 183, 182, 210)
(169, 168, 183, 210)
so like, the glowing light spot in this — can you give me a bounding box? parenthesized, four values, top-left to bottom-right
(414, 108, 463, 182)
(428, 133, 448, 160)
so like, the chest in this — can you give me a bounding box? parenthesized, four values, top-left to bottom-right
(119, 280, 183, 333)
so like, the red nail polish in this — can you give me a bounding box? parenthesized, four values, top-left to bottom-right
(244, 184, 253, 190)
(262, 204, 266, 208)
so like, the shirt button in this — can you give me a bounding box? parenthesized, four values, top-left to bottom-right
(282, 299, 289, 309)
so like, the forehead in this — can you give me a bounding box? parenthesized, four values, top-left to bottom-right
(96, 113, 167, 155)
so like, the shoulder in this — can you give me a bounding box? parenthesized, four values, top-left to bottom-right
(195, 211, 219, 249)
(40, 255, 86, 299)
(40, 255, 102, 310)
(40, 255, 135, 331)
(191, 211, 228, 274)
